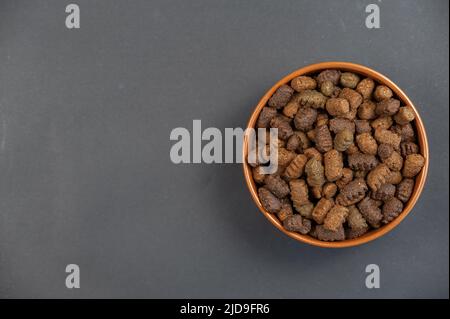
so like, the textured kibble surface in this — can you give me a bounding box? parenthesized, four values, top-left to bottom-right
(253, 69, 425, 241)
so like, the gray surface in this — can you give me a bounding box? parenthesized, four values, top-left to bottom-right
(0, 0, 448, 299)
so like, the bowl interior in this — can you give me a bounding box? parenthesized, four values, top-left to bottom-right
(243, 62, 429, 248)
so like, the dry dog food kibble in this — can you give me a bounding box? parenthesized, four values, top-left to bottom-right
(254, 69, 425, 241)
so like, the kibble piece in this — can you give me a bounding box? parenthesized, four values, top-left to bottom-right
(340, 108, 358, 121)
(396, 178, 414, 203)
(294, 107, 318, 131)
(268, 84, 294, 109)
(264, 174, 290, 199)
(315, 125, 333, 153)
(282, 99, 300, 118)
(257, 107, 277, 128)
(376, 98, 400, 116)
(400, 141, 419, 157)
(289, 179, 310, 208)
(316, 69, 341, 85)
(346, 227, 369, 239)
(331, 87, 342, 98)
(345, 143, 360, 155)
(355, 120, 372, 134)
(320, 80, 335, 97)
(252, 166, 266, 184)
(311, 186, 322, 199)
(336, 168, 354, 189)
(383, 151, 403, 171)
(336, 178, 368, 206)
(307, 129, 316, 142)
(324, 205, 349, 231)
(371, 116, 394, 130)
(277, 202, 293, 221)
(326, 98, 350, 117)
(394, 106, 415, 125)
(296, 202, 314, 218)
(356, 78, 375, 100)
(374, 128, 401, 150)
(339, 88, 363, 111)
(348, 153, 379, 171)
(392, 123, 415, 142)
(270, 116, 293, 140)
(371, 183, 396, 201)
(324, 150, 343, 182)
(378, 143, 394, 161)
(382, 197, 403, 223)
(312, 198, 334, 224)
(277, 148, 296, 167)
(402, 154, 425, 178)
(367, 164, 391, 192)
(358, 196, 383, 228)
(291, 76, 317, 92)
(316, 113, 329, 127)
(373, 85, 393, 101)
(297, 90, 327, 109)
(304, 147, 323, 162)
(334, 128, 354, 152)
(356, 133, 378, 155)
(283, 215, 311, 234)
(347, 205, 368, 230)
(286, 134, 300, 152)
(258, 188, 281, 213)
(283, 154, 308, 180)
(329, 118, 356, 134)
(340, 72, 360, 89)
(358, 101, 377, 120)
(305, 158, 326, 188)
(386, 171, 403, 185)
(313, 225, 345, 241)
(354, 170, 368, 179)
(323, 182, 338, 199)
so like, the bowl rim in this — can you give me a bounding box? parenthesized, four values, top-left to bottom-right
(242, 61, 429, 248)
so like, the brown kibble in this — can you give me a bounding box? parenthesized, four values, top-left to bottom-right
(289, 179, 310, 208)
(305, 158, 326, 188)
(307, 129, 316, 142)
(329, 118, 356, 134)
(396, 178, 414, 203)
(264, 174, 290, 199)
(291, 76, 317, 92)
(297, 90, 327, 109)
(376, 98, 400, 116)
(277, 148, 296, 167)
(371, 116, 394, 130)
(336, 168, 354, 189)
(340, 72, 360, 89)
(282, 99, 300, 118)
(258, 188, 281, 213)
(277, 202, 293, 222)
(392, 123, 415, 142)
(347, 205, 368, 230)
(345, 143, 360, 155)
(367, 164, 391, 192)
(394, 106, 415, 125)
(336, 178, 368, 206)
(315, 125, 333, 153)
(371, 183, 396, 202)
(401, 141, 419, 157)
(286, 134, 300, 152)
(354, 170, 368, 179)
(320, 80, 335, 97)
(326, 98, 350, 117)
(316, 113, 329, 127)
(339, 88, 363, 110)
(334, 128, 354, 152)
(257, 107, 277, 128)
(283, 215, 311, 234)
(386, 171, 403, 185)
(313, 225, 345, 241)
(373, 85, 393, 101)
(383, 151, 403, 171)
(323, 182, 338, 199)
(316, 69, 341, 85)
(346, 226, 369, 239)
(402, 154, 425, 178)
(356, 133, 378, 155)
(374, 128, 401, 150)
(356, 78, 375, 99)
(294, 107, 318, 131)
(358, 196, 383, 228)
(252, 166, 266, 184)
(324, 205, 349, 231)
(358, 100, 377, 120)
(311, 186, 322, 199)
(296, 131, 311, 151)
(283, 154, 308, 180)
(324, 150, 343, 182)
(270, 116, 293, 140)
(377, 143, 394, 161)
(304, 147, 323, 162)
(348, 153, 379, 171)
(296, 202, 314, 219)
(382, 197, 403, 223)
(268, 84, 294, 109)
(312, 198, 334, 224)
(355, 120, 372, 134)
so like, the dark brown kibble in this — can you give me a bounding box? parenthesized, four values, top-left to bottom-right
(376, 98, 400, 116)
(358, 196, 383, 228)
(329, 118, 356, 134)
(294, 107, 318, 131)
(340, 72, 360, 89)
(377, 143, 394, 160)
(257, 107, 277, 128)
(297, 90, 327, 109)
(313, 225, 345, 241)
(396, 178, 414, 203)
(277, 201, 293, 222)
(348, 153, 379, 171)
(258, 188, 281, 213)
(371, 183, 396, 201)
(392, 123, 415, 142)
(264, 175, 290, 199)
(283, 215, 311, 234)
(315, 125, 333, 153)
(355, 120, 372, 134)
(401, 141, 419, 157)
(316, 69, 341, 85)
(286, 134, 300, 152)
(382, 197, 403, 223)
(339, 88, 363, 110)
(336, 178, 368, 206)
(270, 116, 293, 140)
(268, 84, 294, 109)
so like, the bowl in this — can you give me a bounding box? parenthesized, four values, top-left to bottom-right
(242, 61, 429, 248)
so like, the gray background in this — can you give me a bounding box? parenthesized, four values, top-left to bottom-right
(0, 0, 448, 298)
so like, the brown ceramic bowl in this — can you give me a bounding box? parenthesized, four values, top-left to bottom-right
(242, 62, 429, 248)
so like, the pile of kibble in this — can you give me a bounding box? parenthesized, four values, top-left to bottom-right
(252, 69, 425, 241)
